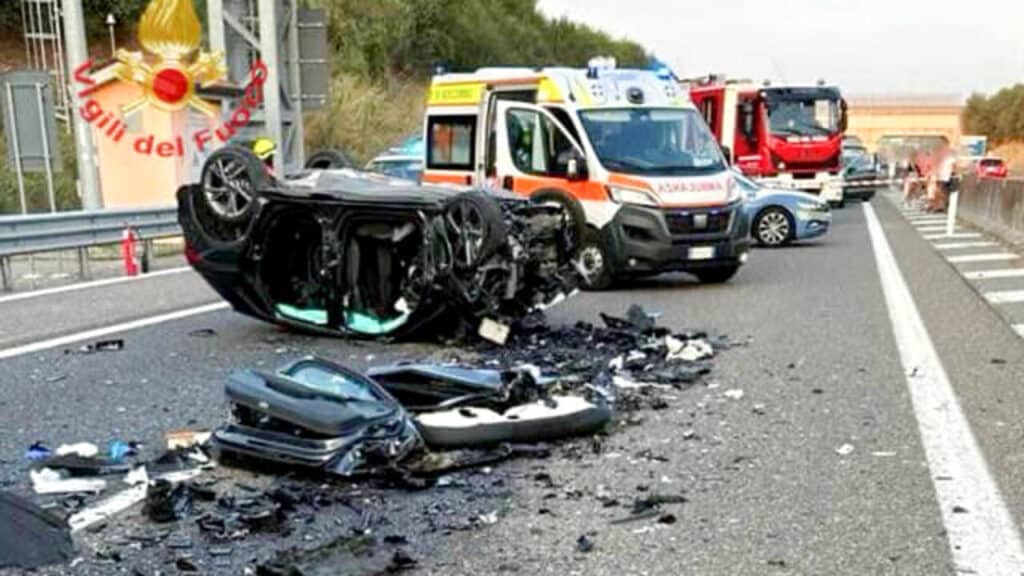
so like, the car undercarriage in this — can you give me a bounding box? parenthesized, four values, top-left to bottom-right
(177, 147, 581, 340)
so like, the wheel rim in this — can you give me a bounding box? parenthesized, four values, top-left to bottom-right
(447, 200, 487, 267)
(577, 244, 605, 283)
(203, 155, 253, 219)
(758, 211, 790, 245)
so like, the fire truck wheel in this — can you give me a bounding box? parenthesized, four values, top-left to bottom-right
(305, 149, 355, 170)
(578, 228, 614, 291)
(753, 207, 794, 247)
(531, 189, 586, 258)
(445, 191, 507, 270)
(200, 146, 267, 225)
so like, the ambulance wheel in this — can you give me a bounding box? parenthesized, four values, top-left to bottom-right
(578, 228, 614, 291)
(445, 191, 507, 270)
(200, 146, 266, 225)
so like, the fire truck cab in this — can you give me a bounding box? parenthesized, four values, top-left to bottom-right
(422, 60, 750, 288)
(688, 77, 848, 205)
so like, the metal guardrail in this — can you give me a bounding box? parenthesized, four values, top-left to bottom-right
(0, 206, 181, 291)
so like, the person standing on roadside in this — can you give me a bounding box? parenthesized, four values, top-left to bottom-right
(933, 147, 957, 212)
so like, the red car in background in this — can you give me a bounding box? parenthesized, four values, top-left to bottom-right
(976, 157, 1009, 179)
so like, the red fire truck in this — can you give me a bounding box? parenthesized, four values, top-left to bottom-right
(688, 77, 848, 205)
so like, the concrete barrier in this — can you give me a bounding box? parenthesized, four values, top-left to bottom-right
(958, 175, 1024, 246)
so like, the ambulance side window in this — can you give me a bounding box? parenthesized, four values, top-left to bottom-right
(506, 108, 575, 178)
(427, 115, 476, 170)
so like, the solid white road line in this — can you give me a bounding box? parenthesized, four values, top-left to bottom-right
(0, 267, 192, 305)
(963, 269, 1024, 281)
(0, 302, 229, 361)
(985, 291, 1024, 305)
(933, 242, 998, 251)
(948, 253, 1020, 264)
(925, 232, 982, 240)
(864, 202, 1024, 574)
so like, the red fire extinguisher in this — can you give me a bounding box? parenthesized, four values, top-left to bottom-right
(122, 225, 139, 277)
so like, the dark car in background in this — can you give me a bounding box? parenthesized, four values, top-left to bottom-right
(841, 145, 883, 201)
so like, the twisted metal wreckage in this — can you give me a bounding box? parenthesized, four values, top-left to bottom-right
(178, 146, 583, 341)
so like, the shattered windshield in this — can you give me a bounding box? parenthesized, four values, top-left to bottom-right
(767, 97, 840, 137)
(579, 108, 726, 176)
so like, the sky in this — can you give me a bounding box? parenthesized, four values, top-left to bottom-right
(537, 0, 1024, 100)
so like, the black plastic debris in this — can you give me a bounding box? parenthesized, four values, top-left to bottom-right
(35, 453, 133, 477)
(0, 490, 75, 569)
(188, 328, 218, 338)
(576, 534, 595, 553)
(144, 479, 193, 523)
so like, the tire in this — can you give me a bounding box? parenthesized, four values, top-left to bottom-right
(693, 265, 740, 284)
(200, 146, 268, 225)
(305, 149, 355, 170)
(531, 189, 586, 258)
(753, 206, 794, 247)
(444, 191, 508, 270)
(578, 228, 614, 291)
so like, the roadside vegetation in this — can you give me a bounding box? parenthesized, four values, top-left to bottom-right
(0, 0, 647, 212)
(963, 85, 1024, 171)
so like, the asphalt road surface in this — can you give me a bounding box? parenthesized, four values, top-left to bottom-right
(2, 195, 1024, 575)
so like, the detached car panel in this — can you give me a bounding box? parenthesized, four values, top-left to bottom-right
(179, 147, 581, 340)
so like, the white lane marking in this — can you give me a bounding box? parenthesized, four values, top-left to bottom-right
(0, 302, 229, 361)
(0, 267, 192, 305)
(985, 291, 1024, 305)
(918, 225, 963, 233)
(864, 201, 1024, 573)
(925, 233, 982, 240)
(964, 269, 1024, 281)
(948, 253, 1020, 264)
(934, 242, 998, 251)
(912, 218, 950, 225)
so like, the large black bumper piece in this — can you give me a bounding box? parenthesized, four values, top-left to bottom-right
(601, 203, 751, 275)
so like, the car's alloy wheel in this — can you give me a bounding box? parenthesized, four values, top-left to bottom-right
(447, 200, 487, 268)
(203, 155, 255, 221)
(756, 209, 791, 246)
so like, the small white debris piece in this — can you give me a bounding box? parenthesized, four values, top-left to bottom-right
(612, 375, 672, 391)
(394, 297, 411, 314)
(836, 443, 855, 456)
(478, 511, 499, 525)
(871, 451, 897, 458)
(31, 468, 106, 495)
(666, 336, 714, 362)
(56, 442, 99, 457)
(478, 318, 511, 346)
(68, 484, 148, 533)
(723, 389, 745, 400)
(608, 355, 625, 371)
(124, 466, 149, 486)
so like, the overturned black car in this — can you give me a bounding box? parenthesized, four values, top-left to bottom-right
(178, 147, 581, 340)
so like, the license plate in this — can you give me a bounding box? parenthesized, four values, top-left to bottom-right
(688, 246, 715, 260)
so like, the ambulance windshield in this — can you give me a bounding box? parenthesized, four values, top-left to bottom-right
(579, 108, 725, 176)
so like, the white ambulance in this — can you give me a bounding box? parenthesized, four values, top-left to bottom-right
(422, 59, 750, 288)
